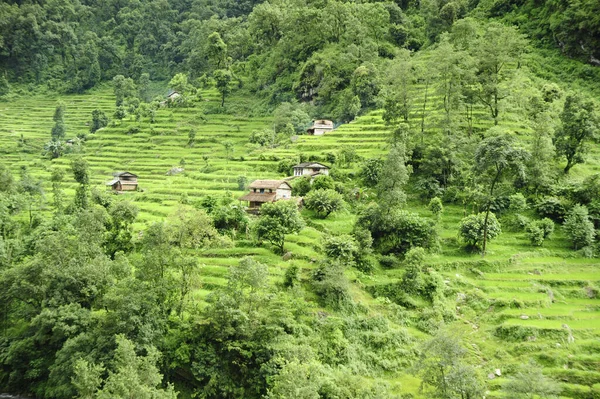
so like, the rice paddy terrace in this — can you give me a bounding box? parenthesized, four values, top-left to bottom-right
(1, 81, 600, 397)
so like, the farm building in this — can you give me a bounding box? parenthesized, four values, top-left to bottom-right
(167, 90, 181, 100)
(292, 162, 329, 177)
(238, 180, 292, 210)
(106, 171, 138, 192)
(306, 119, 334, 135)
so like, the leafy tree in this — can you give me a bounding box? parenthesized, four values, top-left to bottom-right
(323, 235, 358, 265)
(305, 189, 344, 218)
(357, 205, 438, 255)
(428, 197, 443, 222)
(73, 335, 177, 399)
(474, 23, 528, 125)
(105, 201, 139, 259)
(563, 205, 595, 250)
(376, 143, 410, 210)
(138, 72, 151, 102)
(475, 134, 528, 254)
(51, 102, 66, 142)
(214, 69, 233, 106)
(401, 247, 425, 294)
(554, 93, 599, 174)
(501, 362, 560, 399)
(351, 64, 379, 108)
(254, 200, 304, 253)
(359, 158, 384, 187)
(458, 212, 501, 250)
(207, 32, 228, 69)
(72, 157, 90, 209)
(168, 73, 191, 95)
(50, 167, 65, 214)
(292, 176, 311, 196)
(415, 330, 485, 399)
(273, 102, 311, 134)
(311, 175, 335, 191)
(112, 75, 136, 107)
(382, 50, 416, 125)
(90, 109, 108, 133)
(311, 261, 352, 310)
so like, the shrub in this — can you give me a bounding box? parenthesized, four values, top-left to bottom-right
(526, 224, 545, 246)
(526, 218, 554, 246)
(304, 189, 344, 218)
(535, 197, 567, 222)
(357, 205, 438, 255)
(379, 255, 400, 269)
(292, 176, 311, 196)
(359, 158, 384, 187)
(312, 175, 335, 191)
(283, 264, 300, 288)
(401, 247, 425, 295)
(323, 235, 358, 265)
(563, 205, 595, 250)
(509, 193, 528, 213)
(428, 197, 443, 220)
(311, 262, 352, 310)
(458, 212, 501, 250)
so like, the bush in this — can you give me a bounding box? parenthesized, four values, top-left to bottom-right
(358, 158, 384, 187)
(526, 218, 554, 246)
(535, 197, 567, 222)
(458, 212, 502, 250)
(323, 235, 358, 265)
(311, 262, 352, 310)
(401, 247, 425, 295)
(563, 205, 595, 250)
(428, 197, 443, 220)
(304, 189, 344, 218)
(357, 205, 438, 255)
(312, 175, 335, 191)
(379, 255, 400, 269)
(509, 193, 528, 213)
(292, 176, 311, 196)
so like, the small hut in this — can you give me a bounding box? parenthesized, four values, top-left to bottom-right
(306, 119, 334, 135)
(292, 162, 329, 177)
(238, 180, 292, 211)
(106, 172, 138, 192)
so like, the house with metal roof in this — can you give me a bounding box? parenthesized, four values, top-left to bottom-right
(238, 180, 292, 211)
(106, 172, 138, 192)
(292, 162, 329, 177)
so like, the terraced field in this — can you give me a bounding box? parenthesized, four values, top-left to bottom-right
(1, 80, 600, 397)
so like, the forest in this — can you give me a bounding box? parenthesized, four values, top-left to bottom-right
(1, 0, 600, 398)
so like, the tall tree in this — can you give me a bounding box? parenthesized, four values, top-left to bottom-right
(376, 142, 410, 210)
(554, 93, 599, 174)
(473, 23, 528, 125)
(254, 200, 304, 254)
(51, 102, 66, 141)
(475, 133, 528, 255)
(382, 50, 416, 125)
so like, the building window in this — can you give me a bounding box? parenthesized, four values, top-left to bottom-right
(260, 188, 264, 193)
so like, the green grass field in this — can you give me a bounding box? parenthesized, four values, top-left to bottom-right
(1, 77, 599, 398)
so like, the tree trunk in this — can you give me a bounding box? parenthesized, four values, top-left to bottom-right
(421, 79, 429, 144)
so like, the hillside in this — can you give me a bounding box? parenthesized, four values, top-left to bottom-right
(2, 1, 600, 398)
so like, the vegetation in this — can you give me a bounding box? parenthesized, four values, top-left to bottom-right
(1, 0, 600, 398)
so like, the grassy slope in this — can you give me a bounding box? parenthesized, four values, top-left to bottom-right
(1, 55, 600, 398)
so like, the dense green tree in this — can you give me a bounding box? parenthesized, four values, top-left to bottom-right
(51, 102, 66, 142)
(90, 109, 108, 133)
(376, 143, 410, 210)
(73, 335, 177, 399)
(305, 189, 344, 218)
(254, 200, 304, 253)
(458, 212, 501, 250)
(382, 50, 416, 125)
(474, 134, 528, 254)
(554, 93, 599, 174)
(473, 23, 528, 125)
(72, 157, 90, 209)
(563, 205, 595, 250)
(415, 331, 485, 399)
(113, 75, 136, 107)
(214, 69, 233, 106)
